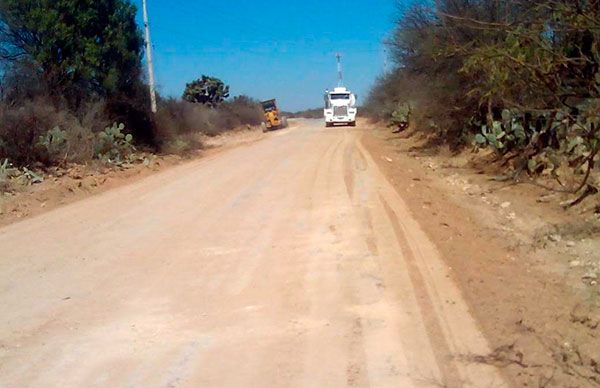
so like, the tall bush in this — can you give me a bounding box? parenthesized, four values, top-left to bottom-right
(367, 0, 600, 192)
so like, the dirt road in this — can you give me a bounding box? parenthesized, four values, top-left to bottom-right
(0, 120, 507, 387)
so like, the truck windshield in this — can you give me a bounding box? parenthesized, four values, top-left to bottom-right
(330, 94, 350, 100)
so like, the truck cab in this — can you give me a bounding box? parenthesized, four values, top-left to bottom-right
(324, 87, 357, 127)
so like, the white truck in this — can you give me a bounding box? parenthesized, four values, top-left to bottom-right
(323, 87, 357, 127)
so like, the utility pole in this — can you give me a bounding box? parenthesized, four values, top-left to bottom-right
(142, 0, 157, 113)
(336, 52, 343, 87)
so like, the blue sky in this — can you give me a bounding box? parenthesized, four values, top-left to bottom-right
(134, 1, 400, 111)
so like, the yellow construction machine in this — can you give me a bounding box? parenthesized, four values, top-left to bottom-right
(261, 99, 288, 132)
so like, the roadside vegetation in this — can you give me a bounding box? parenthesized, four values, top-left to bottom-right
(366, 0, 600, 207)
(0, 1, 262, 192)
(288, 108, 323, 119)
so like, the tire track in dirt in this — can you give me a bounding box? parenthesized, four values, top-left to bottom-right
(379, 195, 464, 387)
(342, 133, 438, 386)
(306, 127, 371, 386)
(343, 133, 378, 257)
(355, 135, 507, 387)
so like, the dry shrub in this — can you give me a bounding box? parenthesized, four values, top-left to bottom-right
(153, 96, 263, 154)
(290, 108, 322, 119)
(0, 92, 264, 166)
(153, 99, 210, 153)
(217, 96, 263, 129)
(79, 100, 110, 134)
(365, 69, 473, 147)
(0, 97, 96, 166)
(105, 87, 156, 147)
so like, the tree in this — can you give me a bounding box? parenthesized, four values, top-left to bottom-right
(0, 0, 144, 104)
(369, 0, 600, 199)
(182, 76, 230, 107)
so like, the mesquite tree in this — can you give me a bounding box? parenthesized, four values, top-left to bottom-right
(182, 76, 230, 107)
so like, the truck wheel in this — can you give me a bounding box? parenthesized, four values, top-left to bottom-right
(281, 117, 288, 129)
(349, 121, 356, 127)
(261, 122, 268, 132)
(325, 122, 332, 128)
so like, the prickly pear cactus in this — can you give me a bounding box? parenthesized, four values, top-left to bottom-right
(37, 126, 68, 164)
(389, 102, 412, 127)
(95, 123, 135, 165)
(475, 110, 530, 152)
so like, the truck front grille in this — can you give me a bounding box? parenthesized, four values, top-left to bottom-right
(334, 106, 348, 116)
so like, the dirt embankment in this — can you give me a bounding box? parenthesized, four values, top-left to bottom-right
(0, 127, 268, 228)
(362, 125, 600, 387)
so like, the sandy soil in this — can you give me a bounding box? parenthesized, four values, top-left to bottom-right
(362, 124, 600, 387)
(0, 120, 507, 387)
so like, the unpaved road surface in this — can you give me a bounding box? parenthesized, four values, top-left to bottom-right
(0, 120, 507, 387)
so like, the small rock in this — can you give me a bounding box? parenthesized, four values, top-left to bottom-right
(548, 234, 562, 242)
(385, 157, 393, 163)
(583, 272, 598, 281)
(569, 260, 581, 268)
(500, 201, 511, 209)
(566, 241, 576, 248)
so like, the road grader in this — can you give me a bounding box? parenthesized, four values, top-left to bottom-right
(261, 99, 288, 132)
